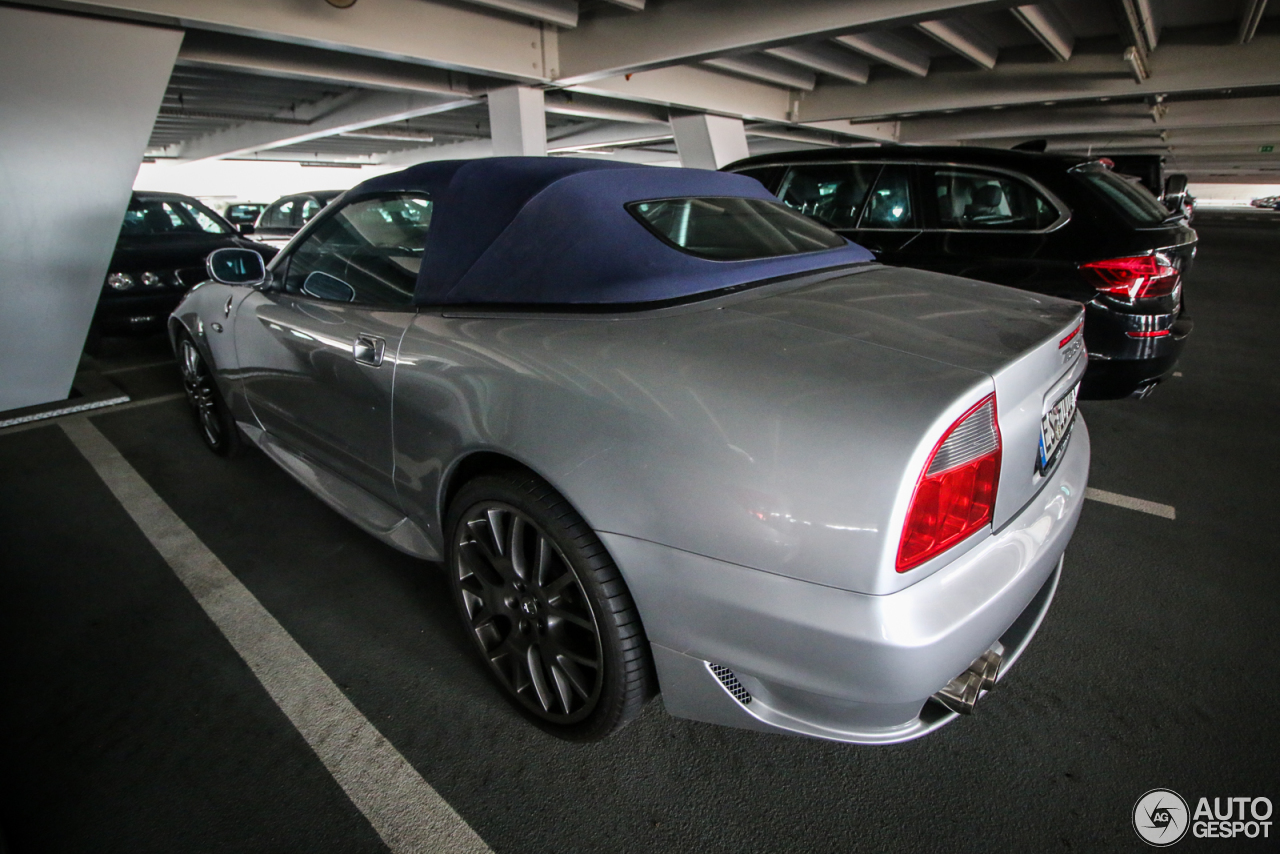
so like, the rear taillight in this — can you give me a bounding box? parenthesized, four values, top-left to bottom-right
(1080, 254, 1180, 299)
(897, 395, 1001, 572)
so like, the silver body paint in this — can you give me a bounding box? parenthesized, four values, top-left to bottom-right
(172, 261, 1089, 743)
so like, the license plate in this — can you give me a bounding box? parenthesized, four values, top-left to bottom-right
(1038, 383, 1079, 473)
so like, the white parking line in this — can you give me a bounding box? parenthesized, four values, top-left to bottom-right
(0, 393, 186, 436)
(60, 418, 492, 854)
(1085, 487, 1176, 520)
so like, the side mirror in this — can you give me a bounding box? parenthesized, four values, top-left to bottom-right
(238, 223, 255, 235)
(302, 270, 355, 302)
(207, 247, 266, 286)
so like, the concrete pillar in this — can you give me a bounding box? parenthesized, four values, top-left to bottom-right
(0, 7, 181, 411)
(671, 112, 751, 170)
(488, 86, 547, 156)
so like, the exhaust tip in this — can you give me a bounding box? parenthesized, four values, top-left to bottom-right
(932, 641, 1004, 715)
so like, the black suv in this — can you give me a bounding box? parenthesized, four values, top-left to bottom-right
(725, 146, 1195, 398)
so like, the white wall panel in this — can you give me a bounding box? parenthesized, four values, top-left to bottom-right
(0, 7, 181, 410)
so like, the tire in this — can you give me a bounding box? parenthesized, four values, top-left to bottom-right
(178, 333, 241, 458)
(446, 472, 653, 741)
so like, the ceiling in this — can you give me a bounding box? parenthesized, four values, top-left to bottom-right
(31, 0, 1280, 181)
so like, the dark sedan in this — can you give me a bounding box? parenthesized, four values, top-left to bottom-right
(91, 192, 276, 342)
(725, 146, 1196, 399)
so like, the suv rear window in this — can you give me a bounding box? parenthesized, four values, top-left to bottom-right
(628, 197, 846, 260)
(1072, 165, 1171, 226)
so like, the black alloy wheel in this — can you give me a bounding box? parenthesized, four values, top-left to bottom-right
(446, 473, 653, 740)
(178, 334, 241, 457)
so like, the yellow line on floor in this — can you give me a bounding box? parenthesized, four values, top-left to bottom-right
(60, 417, 492, 854)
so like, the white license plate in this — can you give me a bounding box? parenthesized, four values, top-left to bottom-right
(1038, 384, 1079, 472)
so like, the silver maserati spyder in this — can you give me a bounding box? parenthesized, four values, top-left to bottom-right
(170, 157, 1089, 744)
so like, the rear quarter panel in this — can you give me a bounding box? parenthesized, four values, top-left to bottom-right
(391, 296, 987, 595)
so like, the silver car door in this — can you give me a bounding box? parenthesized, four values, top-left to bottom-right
(233, 193, 432, 508)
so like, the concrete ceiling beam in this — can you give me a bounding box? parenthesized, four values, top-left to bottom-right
(799, 119, 901, 142)
(1238, 0, 1269, 43)
(455, 0, 577, 29)
(1110, 0, 1160, 56)
(702, 55, 817, 91)
(172, 90, 476, 163)
(176, 31, 480, 96)
(1012, 4, 1074, 61)
(20, 0, 556, 81)
(802, 32, 1280, 122)
(544, 91, 668, 123)
(897, 96, 1280, 142)
(568, 65, 793, 123)
(763, 43, 871, 85)
(547, 122, 674, 153)
(834, 31, 931, 77)
(916, 18, 998, 69)
(555, 0, 998, 83)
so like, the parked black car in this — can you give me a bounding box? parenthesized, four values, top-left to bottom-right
(250, 190, 343, 248)
(223, 202, 267, 229)
(92, 192, 276, 341)
(725, 146, 1196, 398)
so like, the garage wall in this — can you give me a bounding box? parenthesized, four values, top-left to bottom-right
(0, 7, 181, 412)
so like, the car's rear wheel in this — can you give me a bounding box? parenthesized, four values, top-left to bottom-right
(446, 472, 652, 740)
(178, 333, 241, 457)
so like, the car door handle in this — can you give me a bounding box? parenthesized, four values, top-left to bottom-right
(353, 334, 386, 367)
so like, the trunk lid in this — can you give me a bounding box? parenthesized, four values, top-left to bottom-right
(730, 265, 1086, 528)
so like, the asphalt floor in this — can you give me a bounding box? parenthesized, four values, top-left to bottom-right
(1, 210, 1277, 852)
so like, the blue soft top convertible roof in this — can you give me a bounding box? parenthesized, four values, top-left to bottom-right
(350, 157, 873, 306)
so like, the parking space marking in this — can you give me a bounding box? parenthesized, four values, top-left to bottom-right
(1085, 487, 1176, 520)
(0, 393, 186, 437)
(60, 418, 492, 854)
(101, 359, 180, 375)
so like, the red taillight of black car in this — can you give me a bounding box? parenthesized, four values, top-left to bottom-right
(1080, 254, 1180, 299)
(897, 394, 1001, 572)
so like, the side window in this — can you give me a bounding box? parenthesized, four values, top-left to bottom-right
(260, 199, 295, 229)
(281, 194, 432, 308)
(300, 198, 324, 223)
(777, 164, 881, 229)
(860, 165, 916, 229)
(931, 169, 1060, 230)
(176, 201, 229, 234)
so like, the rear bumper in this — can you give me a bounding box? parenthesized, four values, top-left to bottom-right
(1082, 306, 1192, 398)
(605, 419, 1090, 745)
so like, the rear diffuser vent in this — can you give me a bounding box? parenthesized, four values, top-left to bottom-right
(707, 663, 752, 705)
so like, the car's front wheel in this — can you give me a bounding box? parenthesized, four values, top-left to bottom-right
(446, 472, 653, 740)
(178, 333, 241, 457)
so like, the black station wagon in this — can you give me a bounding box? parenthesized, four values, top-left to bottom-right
(725, 146, 1196, 399)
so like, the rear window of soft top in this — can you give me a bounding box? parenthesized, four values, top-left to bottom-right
(627, 196, 846, 260)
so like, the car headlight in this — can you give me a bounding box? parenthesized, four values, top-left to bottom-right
(141, 271, 164, 288)
(107, 272, 136, 290)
